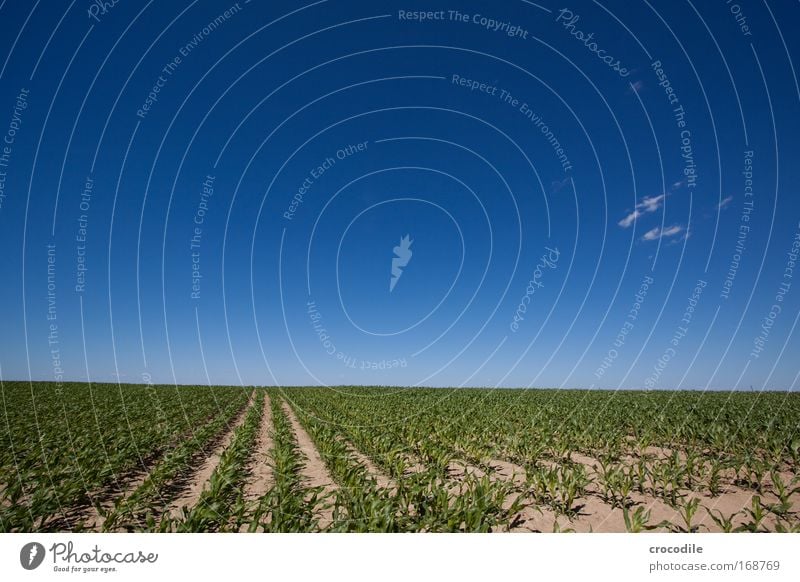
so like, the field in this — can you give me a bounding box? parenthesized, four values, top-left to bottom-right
(1, 382, 799, 532)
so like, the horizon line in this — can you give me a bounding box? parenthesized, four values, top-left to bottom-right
(0, 378, 796, 393)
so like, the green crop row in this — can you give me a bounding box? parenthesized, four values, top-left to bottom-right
(170, 393, 264, 532)
(282, 387, 800, 532)
(284, 389, 524, 532)
(0, 381, 249, 531)
(96, 389, 250, 532)
(243, 394, 321, 532)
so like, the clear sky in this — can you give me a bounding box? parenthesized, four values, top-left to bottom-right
(0, 0, 798, 390)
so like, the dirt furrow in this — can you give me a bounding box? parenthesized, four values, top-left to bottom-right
(484, 458, 528, 487)
(244, 394, 274, 501)
(338, 437, 395, 490)
(167, 394, 255, 517)
(280, 402, 337, 528)
(447, 460, 487, 481)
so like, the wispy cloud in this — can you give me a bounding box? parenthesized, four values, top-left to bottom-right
(641, 224, 684, 242)
(717, 195, 733, 210)
(618, 194, 665, 228)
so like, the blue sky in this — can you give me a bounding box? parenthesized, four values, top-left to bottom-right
(0, 0, 798, 389)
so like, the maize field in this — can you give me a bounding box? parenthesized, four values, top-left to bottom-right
(1, 382, 799, 532)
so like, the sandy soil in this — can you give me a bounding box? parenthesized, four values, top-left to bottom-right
(447, 460, 487, 481)
(243, 395, 274, 502)
(484, 459, 528, 487)
(166, 394, 255, 518)
(490, 450, 800, 533)
(281, 402, 337, 528)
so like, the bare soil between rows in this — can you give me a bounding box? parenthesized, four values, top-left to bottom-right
(281, 401, 337, 528)
(166, 394, 256, 519)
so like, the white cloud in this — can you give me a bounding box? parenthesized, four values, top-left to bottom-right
(638, 194, 665, 212)
(618, 194, 665, 228)
(718, 195, 733, 210)
(641, 224, 684, 242)
(618, 209, 641, 228)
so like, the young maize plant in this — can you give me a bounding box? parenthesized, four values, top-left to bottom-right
(765, 470, 800, 517)
(706, 507, 740, 533)
(622, 506, 656, 533)
(598, 462, 636, 509)
(735, 496, 769, 533)
(670, 497, 702, 533)
(526, 464, 589, 517)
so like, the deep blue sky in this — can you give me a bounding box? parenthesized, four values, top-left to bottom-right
(0, 0, 798, 389)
